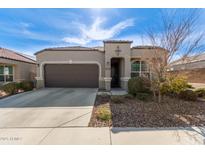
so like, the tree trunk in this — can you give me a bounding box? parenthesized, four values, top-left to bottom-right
(153, 90, 156, 102)
(158, 90, 161, 103)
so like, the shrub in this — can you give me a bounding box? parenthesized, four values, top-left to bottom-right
(19, 81, 34, 91)
(128, 77, 151, 96)
(195, 88, 205, 98)
(160, 76, 190, 95)
(124, 94, 134, 99)
(96, 106, 111, 121)
(179, 90, 197, 101)
(111, 96, 124, 104)
(136, 92, 152, 101)
(160, 82, 171, 95)
(0, 82, 18, 95)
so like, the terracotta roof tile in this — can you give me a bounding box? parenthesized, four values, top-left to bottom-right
(0, 47, 36, 64)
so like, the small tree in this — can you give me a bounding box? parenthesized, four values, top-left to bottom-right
(144, 9, 205, 103)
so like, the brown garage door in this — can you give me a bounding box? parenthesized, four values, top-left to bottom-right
(44, 64, 99, 88)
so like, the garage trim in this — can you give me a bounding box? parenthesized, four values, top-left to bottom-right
(38, 61, 102, 82)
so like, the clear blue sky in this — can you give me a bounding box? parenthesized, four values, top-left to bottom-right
(0, 8, 204, 56)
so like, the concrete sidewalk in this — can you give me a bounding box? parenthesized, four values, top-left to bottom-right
(190, 83, 205, 89)
(0, 127, 204, 145)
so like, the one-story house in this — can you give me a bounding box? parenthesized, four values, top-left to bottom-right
(0, 47, 36, 85)
(35, 40, 167, 91)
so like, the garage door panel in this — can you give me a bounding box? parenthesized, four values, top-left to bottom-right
(44, 64, 99, 88)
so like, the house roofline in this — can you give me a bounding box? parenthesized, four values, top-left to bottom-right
(34, 46, 102, 55)
(14, 52, 36, 63)
(103, 40, 133, 43)
(0, 47, 36, 63)
(35, 42, 169, 55)
(170, 52, 205, 66)
(132, 45, 166, 50)
(0, 56, 36, 64)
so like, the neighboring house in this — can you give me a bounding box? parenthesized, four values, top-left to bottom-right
(0, 47, 36, 85)
(35, 40, 167, 91)
(169, 52, 205, 71)
(168, 52, 205, 83)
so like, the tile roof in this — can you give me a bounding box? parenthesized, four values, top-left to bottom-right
(132, 45, 166, 50)
(0, 47, 36, 64)
(35, 46, 102, 55)
(170, 52, 205, 66)
(93, 46, 104, 51)
(103, 40, 133, 43)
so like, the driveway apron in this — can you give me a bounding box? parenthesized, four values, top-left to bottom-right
(0, 88, 97, 128)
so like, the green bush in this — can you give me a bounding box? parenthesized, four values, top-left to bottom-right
(19, 81, 34, 91)
(0, 80, 34, 95)
(160, 76, 190, 95)
(160, 82, 171, 95)
(128, 77, 151, 96)
(195, 88, 205, 98)
(0, 82, 18, 95)
(179, 90, 197, 101)
(123, 94, 134, 99)
(136, 92, 152, 101)
(111, 96, 124, 104)
(96, 107, 112, 121)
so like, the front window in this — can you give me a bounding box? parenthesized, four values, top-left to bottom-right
(131, 60, 150, 78)
(131, 61, 140, 72)
(0, 66, 4, 82)
(141, 61, 148, 71)
(0, 65, 14, 82)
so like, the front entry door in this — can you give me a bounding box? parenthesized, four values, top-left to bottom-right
(111, 59, 120, 87)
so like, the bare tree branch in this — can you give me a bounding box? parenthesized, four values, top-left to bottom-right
(144, 9, 205, 103)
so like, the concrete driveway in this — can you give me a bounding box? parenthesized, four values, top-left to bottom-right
(0, 88, 97, 128)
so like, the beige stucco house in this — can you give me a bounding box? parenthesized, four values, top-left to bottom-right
(35, 40, 167, 91)
(0, 48, 36, 85)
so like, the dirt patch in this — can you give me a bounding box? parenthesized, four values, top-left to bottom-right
(89, 95, 112, 127)
(89, 95, 205, 127)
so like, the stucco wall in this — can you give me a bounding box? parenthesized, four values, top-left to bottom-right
(104, 42, 132, 90)
(0, 58, 36, 82)
(131, 48, 167, 60)
(104, 43, 131, 77)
